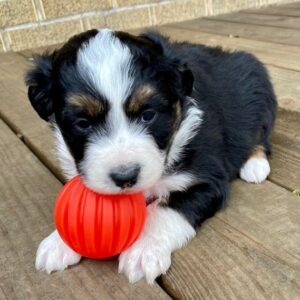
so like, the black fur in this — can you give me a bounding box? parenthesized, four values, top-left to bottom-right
(25, 30, 276, 229)
(143, 32, 276, 226)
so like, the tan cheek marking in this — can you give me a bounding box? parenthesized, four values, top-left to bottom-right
(248, 145, 266, 159)
(127, 85, 154, 113)
(68, 94, 104, 116)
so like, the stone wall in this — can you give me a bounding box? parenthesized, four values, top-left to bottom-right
(0, 0, 297, 52)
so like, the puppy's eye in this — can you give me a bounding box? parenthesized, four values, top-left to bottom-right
(141, 109, 157, 123)
(73, 118, 91, 131)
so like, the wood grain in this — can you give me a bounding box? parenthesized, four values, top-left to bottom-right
(0, 52, 62, 181)
(245, 5, 300, 17)
(270, 109, 300, 191)
(171, 17, 300, 46)
(19, 43, 62, 59)
(211, 12, 300, 29)
(267, 66, 300, 112)
(282, 2, 300, 9)
(160, 180, 300, 300)
(0, 120, 170, 300)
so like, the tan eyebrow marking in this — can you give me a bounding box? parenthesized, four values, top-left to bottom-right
(68, 94, 104, 116)
(127, 84, 155, 113)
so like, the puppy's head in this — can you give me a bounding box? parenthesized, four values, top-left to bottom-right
(26, 29, 194, 194)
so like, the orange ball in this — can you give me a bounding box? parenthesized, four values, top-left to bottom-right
(54, 176, 146, 259)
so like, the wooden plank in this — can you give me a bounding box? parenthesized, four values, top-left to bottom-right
(268, 66, 300, 112)
(270, 109, 300, 191)
(157, 26, 300, 72)
(244, 5, 300, 17)
(212, 12, 300, 29)
(282, 2, 300, 9)
(0, 120, 170, 300)
(160, 180, 300, 299)
(19, 43, 62, 59)
(0, 52, 62, 181)
(170, 18, 300, 46)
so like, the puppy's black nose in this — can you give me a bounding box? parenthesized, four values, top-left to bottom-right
(110, 165, 140, 189)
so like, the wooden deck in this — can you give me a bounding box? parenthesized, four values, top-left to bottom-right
(1, 2, 300, 299)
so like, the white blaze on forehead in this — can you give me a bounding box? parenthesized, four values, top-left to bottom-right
(77, 29, 134, 104)
(76, 29, 165, 194)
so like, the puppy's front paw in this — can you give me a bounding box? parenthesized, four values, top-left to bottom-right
(118, 238, 171, 284)
(36, 230, 81, 273)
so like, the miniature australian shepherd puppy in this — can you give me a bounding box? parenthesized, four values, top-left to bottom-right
(26, 29, 276, 284)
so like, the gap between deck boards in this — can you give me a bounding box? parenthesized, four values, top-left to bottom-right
(0, 110, 65, 183)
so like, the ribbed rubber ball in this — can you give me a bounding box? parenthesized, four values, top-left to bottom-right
(54, 176, 146, 259)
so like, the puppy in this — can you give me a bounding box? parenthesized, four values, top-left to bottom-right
(26, 29, 276, 284)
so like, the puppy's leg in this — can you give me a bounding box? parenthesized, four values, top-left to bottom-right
(36, 230, 81, 273)
(119, 178, 228, 283)
(118, 202, 196, 284)
(240, 145, 270, 184)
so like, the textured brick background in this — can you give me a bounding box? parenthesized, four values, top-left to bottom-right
(0, 0, 297, 52)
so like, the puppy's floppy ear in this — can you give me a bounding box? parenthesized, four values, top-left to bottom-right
(141, 31, 194, 96)
(25, 54, 53, 121)
(178, 63, 194, 96)
(140, 31, 168, 55)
